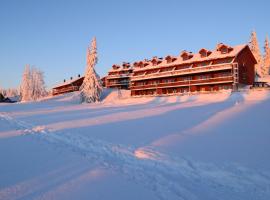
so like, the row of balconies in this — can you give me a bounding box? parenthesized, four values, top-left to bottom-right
(52, 86, 80, 95)
(130, 76, 233, 90)
(106, 73, 131, 79)
(131, 63, 235, 81)
(106, 63, 236, 82)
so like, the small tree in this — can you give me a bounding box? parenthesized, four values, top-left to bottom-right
(0, 93, 4, 102)
(263, 35, 270, 76)
(20, 65, 47, 102)
(249, 31, 263, 77)
(80, 37, 103, 103)
(20, 64, 32, 101)
(32, 67, 47, 100)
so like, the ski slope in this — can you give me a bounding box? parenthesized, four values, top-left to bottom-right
(0, 89, 270, 200)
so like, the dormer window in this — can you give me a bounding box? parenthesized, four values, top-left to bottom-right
(180, 51, 193, 61)
(112, 64, 120, 70)
(122, 62, 130, 69)
(133, 62, 139, 68)
(199, 48, 212, 58)
(216, 43, 233, 54)
(151, 56, 162, 66)
(165, 55, 177, 63)
(138, 61, 145, 68)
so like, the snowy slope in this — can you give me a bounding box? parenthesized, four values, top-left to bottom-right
(0, 90, 270, 200)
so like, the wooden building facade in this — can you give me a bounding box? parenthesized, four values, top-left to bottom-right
(129, 43, 256, 96)
(52, 75, 84, 96)
(105, 62, 133, 89)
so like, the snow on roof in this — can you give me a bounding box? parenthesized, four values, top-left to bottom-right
(133, 44, 247, 72)
(53, 76, 84, 89)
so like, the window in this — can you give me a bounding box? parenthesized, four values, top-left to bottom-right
(183, 76, 191, 81)
(199, 75, 209, 80)
(219, 85, 231, 90)
(220, 47, 228, 54)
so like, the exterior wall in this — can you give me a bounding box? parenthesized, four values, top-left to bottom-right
(52, 77, 84, 96)
(105, 69, 132, 89)
(130, 63, 234, 96)
(106, 77, 130, 89)
(234, 46, 256, 85)
(111, 45, 257, 97)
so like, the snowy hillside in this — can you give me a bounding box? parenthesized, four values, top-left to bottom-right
(0, 89, 270, 200)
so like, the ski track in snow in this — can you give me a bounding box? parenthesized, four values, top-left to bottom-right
(1, 111, 270, 200)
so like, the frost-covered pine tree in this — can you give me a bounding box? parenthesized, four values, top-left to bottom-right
(20, 64, 33, 101)
(263, 35, 270, 76)
(249, 31, 263, 77)
(80, 37, 103, 103)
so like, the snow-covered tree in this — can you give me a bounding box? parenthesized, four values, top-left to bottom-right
(0, 92, 4, 102)
(20, 65, 47, 102)
(249, 31, 263, 77)
(0, 86, 5, 97)
(80, 37, 103, 103)
(4, 88, 19, 97)
(20, 64, 33, 101)
(263, 35, 270, 76)
(32, 67, 47, 100)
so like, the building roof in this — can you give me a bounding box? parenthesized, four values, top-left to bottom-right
(133, 44, 248, 72)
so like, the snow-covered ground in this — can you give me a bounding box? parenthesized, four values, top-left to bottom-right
(0, 89, 270, 200)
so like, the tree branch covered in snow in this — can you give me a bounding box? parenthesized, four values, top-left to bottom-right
(80, 37, 103, 103)
(20, 65, 47, 102)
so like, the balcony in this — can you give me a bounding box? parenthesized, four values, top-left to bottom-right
(130, 76, 233, 90)
(131, 63, 234, 81)
(106, 74, 131, 79)
(106, 81, 129, 87)
(53, 86, 79, 95)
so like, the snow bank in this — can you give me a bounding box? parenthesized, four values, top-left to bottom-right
(1, 90, 270, 200)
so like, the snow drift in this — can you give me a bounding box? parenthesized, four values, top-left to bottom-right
(0, 89, 270, 200)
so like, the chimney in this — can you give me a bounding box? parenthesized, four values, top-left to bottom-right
(70, 77, 73, 80)
(64, 79, 66, 82)
(78, 74, 80, 78)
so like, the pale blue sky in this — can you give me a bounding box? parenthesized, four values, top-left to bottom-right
(0, 0, 269, 89)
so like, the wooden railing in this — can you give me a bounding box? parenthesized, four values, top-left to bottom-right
(106, 82, 129, 87)
(53, 86, 79, 95)
(131, 63, 234, 81)
(130, 76, 233, 90)
(106, 74, 131, 79)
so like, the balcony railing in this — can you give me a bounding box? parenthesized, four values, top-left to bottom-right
(106, 82, 129, 87)
(106, 74, 131, 79)
(131, 63, 234, 81)
(53, 86, 79, 95)
(130, 76, 233, 90)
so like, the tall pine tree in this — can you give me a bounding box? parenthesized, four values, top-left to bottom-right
(263, 35, 270, 76)
(249, 31, 263, 77)
(80, 37, 103, 103)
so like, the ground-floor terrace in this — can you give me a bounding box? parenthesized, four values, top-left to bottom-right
(131, 83, 233, 96)
(130, 70, 234, 96)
